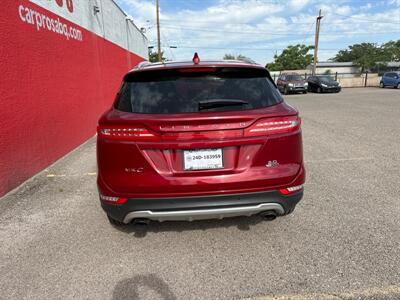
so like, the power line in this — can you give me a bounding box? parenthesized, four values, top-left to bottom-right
(161, 31, 176, 60)
(300, 20, 316, 46)
(328, 11, 400, 23)
(162, 45, 340, 51)
(160, 20, 315, 25)
(159, 18, 400, 25)
(159, 0, 380, 3)
(160, 24, 400, 36)
(161, 25, 316, 35)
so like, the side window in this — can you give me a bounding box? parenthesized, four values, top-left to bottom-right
(115, 82, 132, 112)
(281, 75, 286, 81)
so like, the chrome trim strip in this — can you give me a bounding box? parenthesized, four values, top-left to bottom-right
(123, 203, 284, 223)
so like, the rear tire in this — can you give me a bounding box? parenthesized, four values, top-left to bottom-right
(380, 82, 384, 88)
(303, 91, 307, 94)
(107, 215, 126, 227)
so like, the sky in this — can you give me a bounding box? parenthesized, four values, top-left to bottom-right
(115, 0, 400, 65)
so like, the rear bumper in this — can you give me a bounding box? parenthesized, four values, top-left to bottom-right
(322, 87, 341, 92)
(101, 189, 303, 223)
(288, 86, 307, 92)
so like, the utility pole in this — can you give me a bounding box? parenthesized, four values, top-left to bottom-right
(156, 0, 162, 62)
(313, 9, 323, 75)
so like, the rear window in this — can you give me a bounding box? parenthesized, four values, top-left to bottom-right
(318, 75, 336, 82)
(388, 72, 399, 77)
(286, 75, 304, 81)
(115, 67, 282, 114)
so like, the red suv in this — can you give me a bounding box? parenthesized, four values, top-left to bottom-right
(276, 72, 308, 94)
(97, 55, 305, 226)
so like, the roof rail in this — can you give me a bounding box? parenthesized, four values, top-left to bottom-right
(135, 61, 152, 70)
(238, 58, 257, 64)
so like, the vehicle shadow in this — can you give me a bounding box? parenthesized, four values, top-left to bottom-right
(112, 215, 271, 238)
(112, 274, 176, 300)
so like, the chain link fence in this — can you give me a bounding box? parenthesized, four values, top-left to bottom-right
(270, 71, 381, 88)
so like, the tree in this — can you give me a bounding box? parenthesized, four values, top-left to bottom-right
(148, 49, 166, 62)
(332, 40, 400, 71)
(223, 54, 236, 60)
(333, 43, 384, 71)
(266, 44, 314, 71)
(382, 40, 400, 62)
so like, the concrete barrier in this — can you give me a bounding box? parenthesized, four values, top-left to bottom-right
(269, 69, 382, 88)
(337, 73, 381, 88)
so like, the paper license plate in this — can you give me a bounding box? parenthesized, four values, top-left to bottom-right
(183, 148, 223, 170)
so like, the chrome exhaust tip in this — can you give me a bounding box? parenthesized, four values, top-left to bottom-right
(132, 218, 150, 225)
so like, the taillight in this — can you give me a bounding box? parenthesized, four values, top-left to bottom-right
(99, 194, 128, 205)
(97, 126, 160, 141)
(279, 185, 303, 195)
(179, 67, 216, 73)
(244, 116, 300, 137)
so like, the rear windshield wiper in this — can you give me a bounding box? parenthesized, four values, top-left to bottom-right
(198, 99, 248, 111)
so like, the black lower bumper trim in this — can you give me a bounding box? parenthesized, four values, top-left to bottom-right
(322, 87, 341, 93)
(101, 190, 303, 222)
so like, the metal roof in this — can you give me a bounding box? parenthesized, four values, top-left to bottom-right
(309, 62, 356, 68)
(387, 62, 400, 67)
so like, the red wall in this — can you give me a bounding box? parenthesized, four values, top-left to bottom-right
(0, 2, 145, 197)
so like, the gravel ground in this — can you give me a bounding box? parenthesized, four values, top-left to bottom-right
(1, 87, 399, 300)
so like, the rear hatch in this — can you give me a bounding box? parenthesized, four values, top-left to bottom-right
(97, 66, 303, 197)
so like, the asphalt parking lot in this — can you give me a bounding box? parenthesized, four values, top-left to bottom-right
(1, 87, 400, 300)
